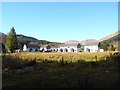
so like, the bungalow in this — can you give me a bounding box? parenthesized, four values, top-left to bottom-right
(40, 45, 51, 52)
(51, 46, 59, 52)
(57, 43, 83, 52)
(23, 44, 27, 52)
(83, 41, 101, 52)
(22, 41, 103, 53)
(23, 44, 39, 52)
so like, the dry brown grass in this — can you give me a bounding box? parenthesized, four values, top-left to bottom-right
(5, 51, 117, 62)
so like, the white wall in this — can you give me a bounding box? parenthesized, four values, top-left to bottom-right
(84, 45, 98, 52)
(40, 47, 43, 51)
(77, 48, 83, 52)
(100, 49, 104, 52)
(23, 44, 28, 51)
(58, 46, 78, 52)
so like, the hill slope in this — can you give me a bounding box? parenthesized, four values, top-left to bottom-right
(99, 31, 120, 44)
(99, 31, 120, 43)
(0, 32, 61, 49)
(99, 31, 120, 51)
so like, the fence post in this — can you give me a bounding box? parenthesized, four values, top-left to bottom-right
(95, 55, 97, 62)
(61, 56, 64, 66)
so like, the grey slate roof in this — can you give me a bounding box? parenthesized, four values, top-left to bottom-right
(27, 44, 39, 49)
(58, 43, 81, 47)
(83, 41, 99, 46)
(40, 45, 50, 48)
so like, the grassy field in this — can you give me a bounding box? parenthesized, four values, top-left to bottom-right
(2, 51, 116, 62)
(2, 51, 120, 88)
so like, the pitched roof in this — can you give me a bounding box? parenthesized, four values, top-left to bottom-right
(51, 46, 58, 48)
(40, 45, 51, 48)
(58, 43, 81, 47)
(27, 44, 39, 48)
(83, 41, 99, 46)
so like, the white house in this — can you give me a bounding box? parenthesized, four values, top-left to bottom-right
(39, 41, 102, 53)
(57, 43, 83, 52)
(51, 46, 58, 52)
(40, 45, 51, 52)
(23, 44, 28, 52)
(22, 41, 103, 53)
(100, 49, 104, 52)
(83, 41, 101, 52)
(23, 44, 39, 52)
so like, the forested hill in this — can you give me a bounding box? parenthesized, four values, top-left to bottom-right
(0, 32, 62, 48)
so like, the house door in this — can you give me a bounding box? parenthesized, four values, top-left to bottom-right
(71, 48, 74, 52)
(86, 48, 90, 52)
(64, 48, 68, 52)
(60, 49, 63, 52)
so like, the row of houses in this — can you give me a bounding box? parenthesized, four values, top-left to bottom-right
(23, 41, 104, 52)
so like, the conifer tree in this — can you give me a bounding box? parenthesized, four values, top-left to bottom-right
(6, 27, 18, 52)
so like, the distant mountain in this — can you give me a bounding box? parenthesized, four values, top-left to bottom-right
(79, 39, 98, 45)
(0, 32, 61, 49)
(64, 40, 80, 44)
(64, 31, 120, 46)
(64, 39, 98, 45)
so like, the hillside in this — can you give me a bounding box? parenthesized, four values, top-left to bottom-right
(99, 31, 120, 51)
(99, 31, 120, 44)
(0, 32, 61, 49)
(63, 31, 120, 51)
(17, 34, 38, 42)
(99, 31, 120, 42)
